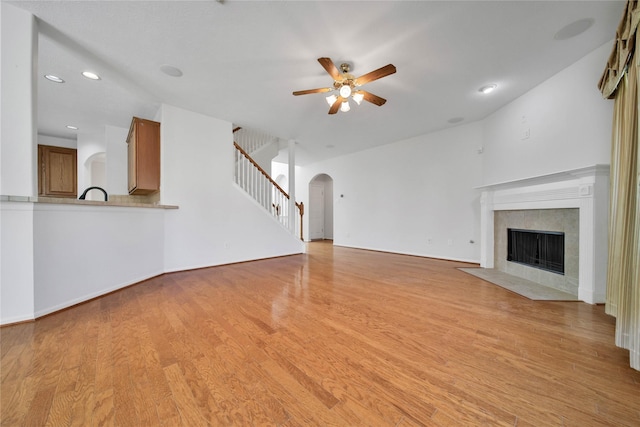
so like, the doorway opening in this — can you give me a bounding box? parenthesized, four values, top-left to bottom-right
(308, 174, 334, 241)
(84, 152, 106, 200)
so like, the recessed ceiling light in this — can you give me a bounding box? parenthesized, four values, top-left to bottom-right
(160, 64, 183, 77)
(81, 71, 101, 80)
(479, 84, 497, 94)
(44, 74, 65, 83)
(554, 18, 594, 41)
(66, 125, 79, 130)
(448, 117, 464, 124)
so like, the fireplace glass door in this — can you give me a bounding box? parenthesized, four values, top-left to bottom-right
(507, 228, 565, 274)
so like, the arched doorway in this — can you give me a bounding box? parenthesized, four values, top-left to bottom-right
(308, 174, 334, 241)
(84, 152, 106, 200)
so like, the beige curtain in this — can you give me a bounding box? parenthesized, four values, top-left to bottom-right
(599, 0, 640, 371)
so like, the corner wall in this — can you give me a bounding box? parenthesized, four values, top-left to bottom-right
(299, 122, 484, 263)
(160, 104, 304, 272)
(482, 42, 613, 185)
(33, 204, 165, 317)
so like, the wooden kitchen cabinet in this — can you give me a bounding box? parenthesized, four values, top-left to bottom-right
(127, 117, 160, 195)
(38, 144, 77, 198)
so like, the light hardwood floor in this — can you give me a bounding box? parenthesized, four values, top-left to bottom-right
(1, 241, 639, 426)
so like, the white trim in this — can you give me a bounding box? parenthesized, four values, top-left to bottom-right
(33, 271, 163, 319)
(334, 244, 479, 264)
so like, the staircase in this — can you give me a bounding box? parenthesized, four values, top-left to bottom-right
(233, 127, 303, 240)
(234, 126, 279, 156)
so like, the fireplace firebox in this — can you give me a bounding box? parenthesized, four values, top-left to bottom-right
(507, 228, 565, 275)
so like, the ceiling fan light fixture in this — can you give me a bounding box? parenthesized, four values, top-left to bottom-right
(293, 57, 395, 115)
(339, 85, 352, 98)
(326, 94, 338, 106)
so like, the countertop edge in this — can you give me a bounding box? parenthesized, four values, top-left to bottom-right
(1, 195, 179, 209)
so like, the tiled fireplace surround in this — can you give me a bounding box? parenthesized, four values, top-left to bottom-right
(478, 165, 610, 304)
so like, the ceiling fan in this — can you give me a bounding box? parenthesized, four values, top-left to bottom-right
(293, 57, 396, 114)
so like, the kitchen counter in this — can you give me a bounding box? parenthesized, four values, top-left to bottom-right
(1, 195, 178, 209)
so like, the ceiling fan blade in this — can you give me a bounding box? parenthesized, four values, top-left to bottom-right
(292, 87, 333, 96)
(355, 64, 396, 86)
(328, 96, 345, 115)
(360, 90, 387, 106)
(318, 57, 342, 81)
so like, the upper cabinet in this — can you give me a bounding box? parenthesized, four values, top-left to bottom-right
(127, 117, 160, 195)
(38, 144, 77, 198)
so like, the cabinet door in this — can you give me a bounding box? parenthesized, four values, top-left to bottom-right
(127, 117, 160, 195)
(38, 145, 77, 198)
(128, 120, 138, 193)
(135, 119, 160, 191)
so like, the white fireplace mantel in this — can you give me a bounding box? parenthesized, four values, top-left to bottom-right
(477, 165, 610, 304)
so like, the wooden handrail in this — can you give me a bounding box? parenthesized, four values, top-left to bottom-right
(234, 142, 289, 199)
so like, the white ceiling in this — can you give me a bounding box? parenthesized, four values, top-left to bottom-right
(10, 0, 625, 165)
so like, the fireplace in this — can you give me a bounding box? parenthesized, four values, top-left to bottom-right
(478, 165, 609, 304)
(495, 209, 578, 295)
(507, 228, 565, 274)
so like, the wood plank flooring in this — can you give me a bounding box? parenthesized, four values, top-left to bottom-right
(2, 241, 639, 426)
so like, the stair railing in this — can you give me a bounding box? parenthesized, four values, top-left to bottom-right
(233, 126, 278, 155)
(233, 141, 303, 240)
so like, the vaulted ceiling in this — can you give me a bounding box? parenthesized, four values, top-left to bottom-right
(11, 1, 625, 165)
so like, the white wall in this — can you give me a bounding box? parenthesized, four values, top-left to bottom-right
(0, 202, 35, 323)
(0, 4, 37, 324)
(88, 154, 106, 199)
(33, 204, 165, 317)
(77, 131, 106, 194)
(299, 122, 484, 263)
(37, 134, 77, 149)
(251, 140, 280, 176)
(482, 42, 613, 185)
(272, 161, 297, 193)
(105, 125, 129, 195)
(1, 3, 37, 197)
(322, 176, 334, 240)
(160, 104, 304, 272)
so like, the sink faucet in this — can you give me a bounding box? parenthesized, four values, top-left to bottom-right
(79, 186, 108, 201)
